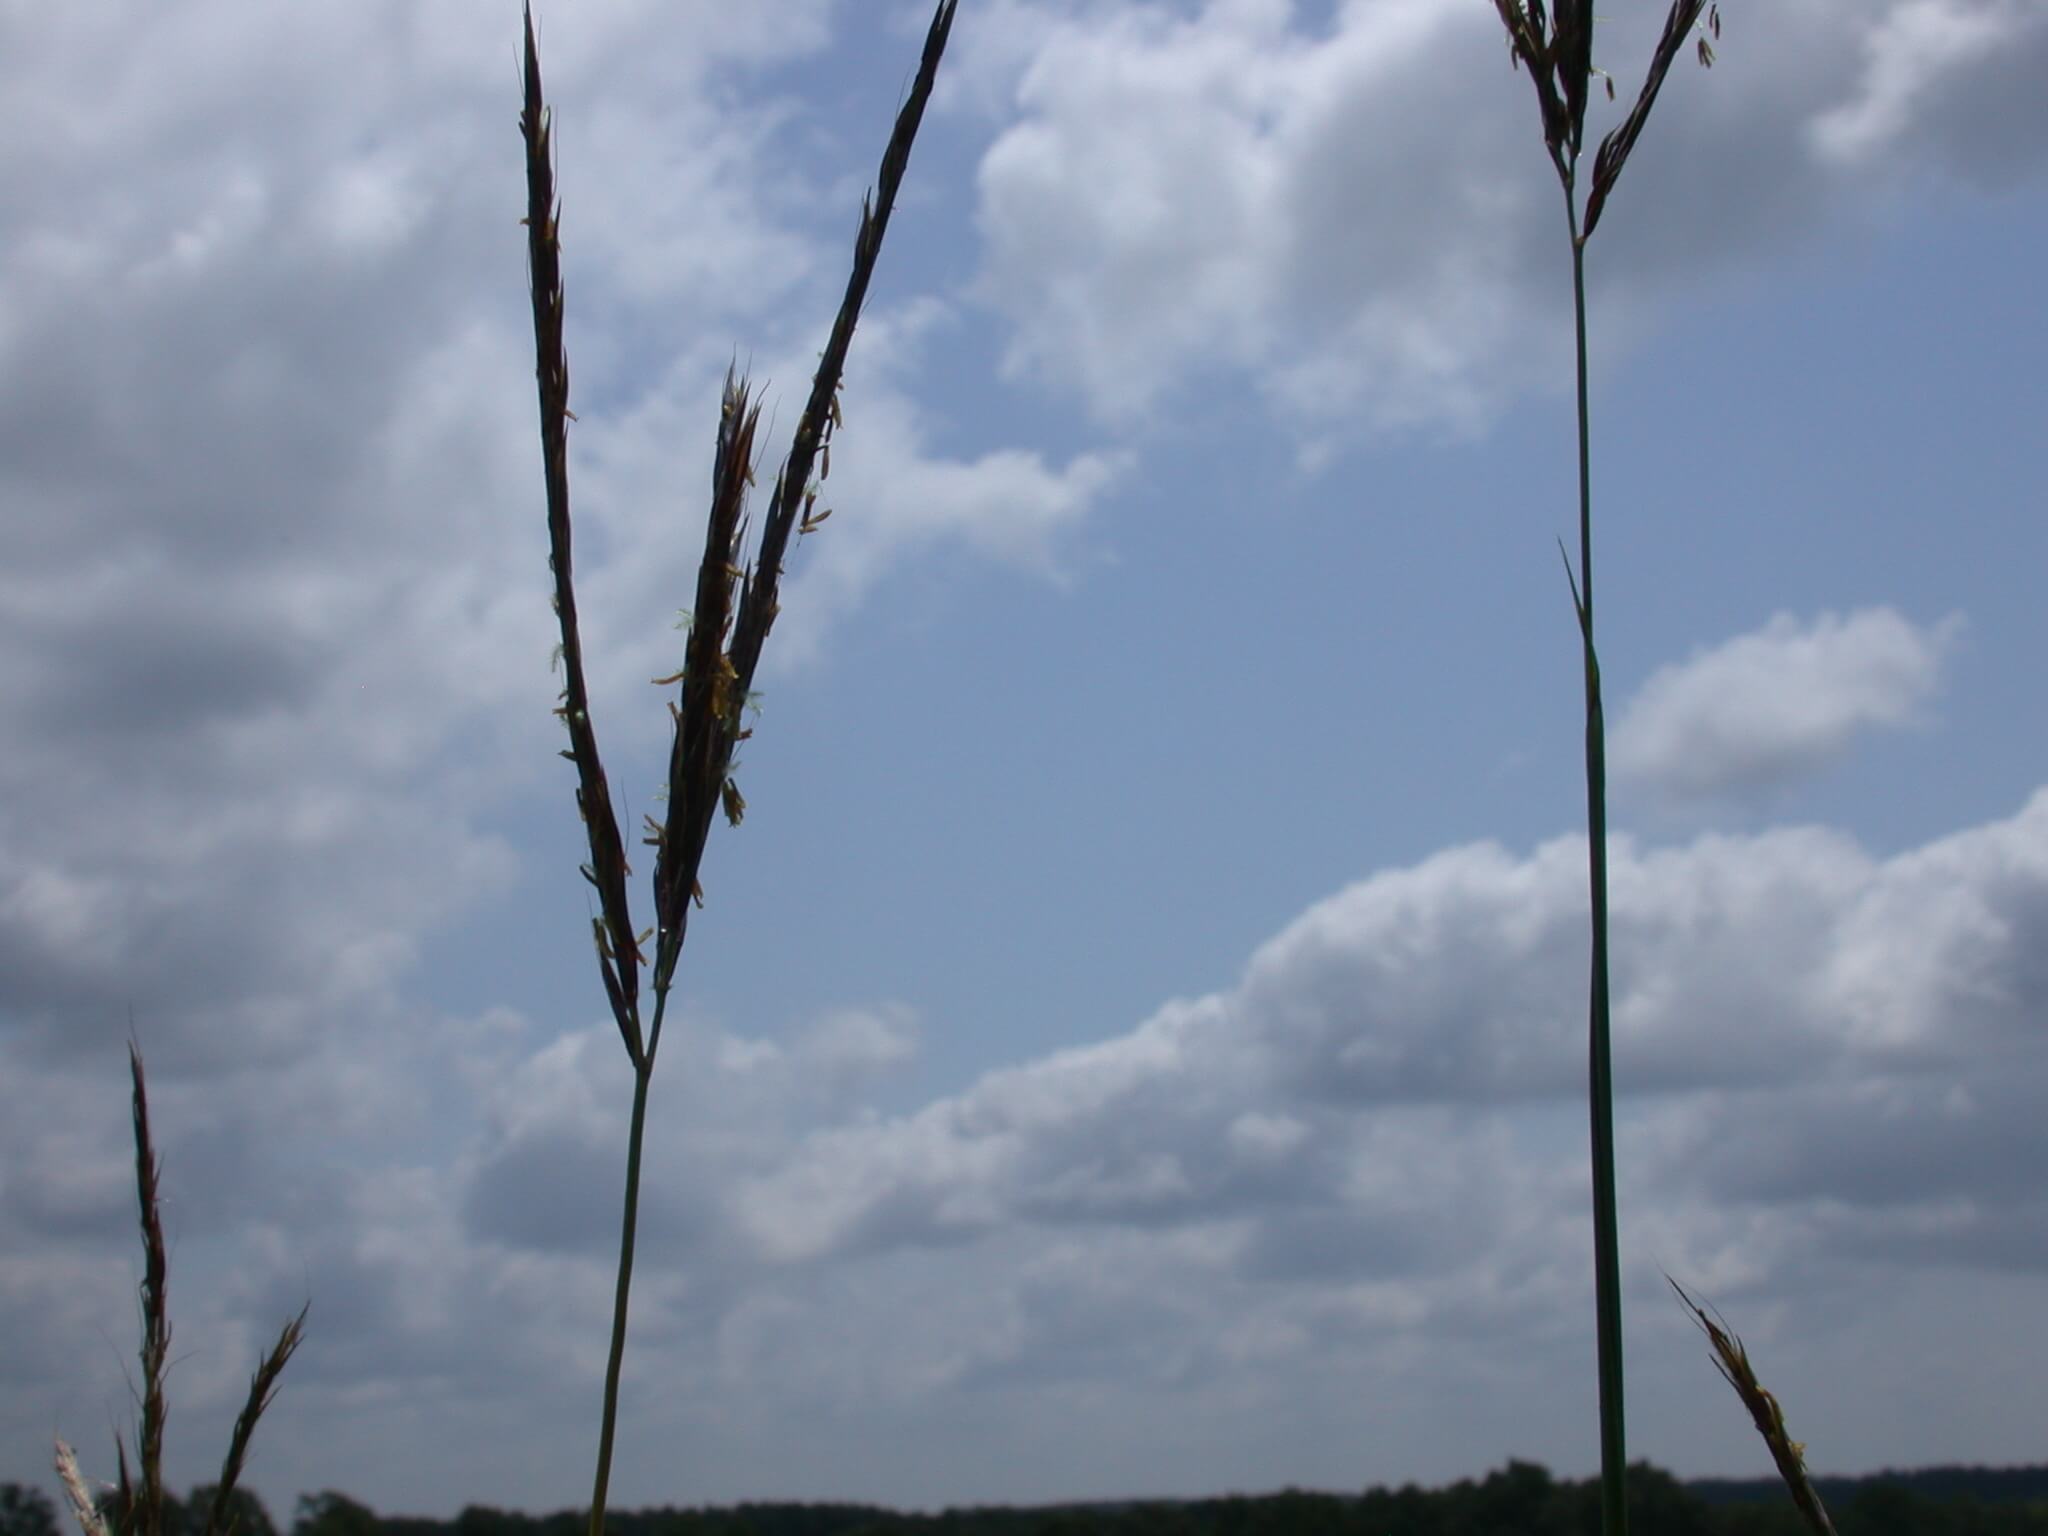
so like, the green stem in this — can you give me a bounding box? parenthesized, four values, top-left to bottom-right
(589, 1056, 654, 1536)
(1568, 196, 1629, 1536)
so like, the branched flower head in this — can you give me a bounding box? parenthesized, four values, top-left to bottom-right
(1493, 0, 1719, 241)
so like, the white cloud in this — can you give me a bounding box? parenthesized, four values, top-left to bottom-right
(1810, 0, 2048, 170)
(976, 0, 1538, 433)
(766, 299, 1131, 663)
(1612, 608, 1963, 801)
(967, 0, 2048, 441)
(0, 0, 1122, 1066)
(2, 0, 2044, 1516)
(736, 790, 2047, 1275)
(10, 789, 2048, 1509)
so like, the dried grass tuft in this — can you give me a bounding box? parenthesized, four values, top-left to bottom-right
(53, 1441, 109, 1536)
(1670, 1279, 1837, 1536)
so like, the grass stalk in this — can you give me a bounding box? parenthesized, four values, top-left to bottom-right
(589, 1062, 651, 1530)
(1565, 197, 1629, 1532)
(57, 1048, 304, 1536)
(202, 1305, 311, 1536)
(517, 8, 958, 1534)
(130, 1048, 170, 1536)
(1491, 4, 1717, 1532)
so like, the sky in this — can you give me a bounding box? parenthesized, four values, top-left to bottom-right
(3, 0, 2046, 1522)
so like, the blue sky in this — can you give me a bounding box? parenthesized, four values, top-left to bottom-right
(4, 0, 2046, 1522)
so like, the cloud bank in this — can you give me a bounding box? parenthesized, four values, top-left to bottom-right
(10, 787, 2045, 1512)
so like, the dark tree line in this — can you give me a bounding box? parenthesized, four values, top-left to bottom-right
(7, 1463, 2046, 1536)
(1, 1487, 276, 1536)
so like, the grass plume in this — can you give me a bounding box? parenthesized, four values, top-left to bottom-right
(1671, 1279, 1837, 1536)
(1490, 4, 1717, 1533)
(518, 6, 959, 1533)
(53, 1441, 109, 1536)
(131, 1047, 169, 1536)
(202, 1307, 311, 1536)
(56, 1047, 305, 1536)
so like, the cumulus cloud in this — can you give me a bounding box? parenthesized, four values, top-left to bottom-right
(1611, 608, 1964, 801)
(741, 300, 1131, 666)
(0, 6, 1119, 1499)
(513, 787, 2048, 1493)
(975, 0, 1545, 434)
(736, 790, 2048, 1279)
(10, 789, 2048, 1510)
(3, 0, 2044, 1516)
(0, 0, 1117, 1069)
(967, 0, 2048, 440)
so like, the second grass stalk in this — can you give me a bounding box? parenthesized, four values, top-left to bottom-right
(1490, 4, 1717, 1532)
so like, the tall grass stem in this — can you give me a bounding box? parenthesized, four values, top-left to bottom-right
(518, 8, 958, 1533)
(1568, 199, 1629, 1536)
(589, 1054, 655, 1531)
(1492, 5, 1715, 1531)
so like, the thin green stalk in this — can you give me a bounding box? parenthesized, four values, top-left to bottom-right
(1493, 7, 1713, 1534)
(1566, 195, 1628, 1536)
(589, 1051, 656, 1536)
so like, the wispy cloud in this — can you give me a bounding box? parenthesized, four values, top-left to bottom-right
(1810, 0, 2047, 171)
(1612, 608, 1963, 801)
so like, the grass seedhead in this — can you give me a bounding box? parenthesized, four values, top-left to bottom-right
(1584, 0, 1713, 240)
(54, 1441, 109, 1536)
(59, 1049, 304, 1536)
(201, 1305, 309, 1536)
(1670, 1279, 1837, 1536)
(130, 1047, 169, 1536)
(518, 5, 958, 1533)
(1492, 0, 1593, 179)
(522, 2, 645, 1071)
